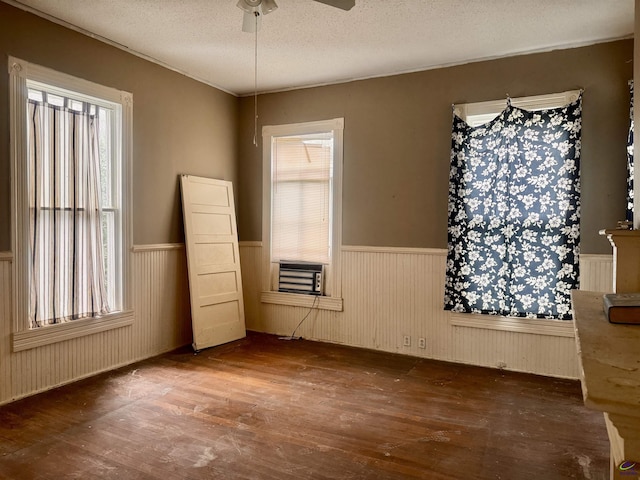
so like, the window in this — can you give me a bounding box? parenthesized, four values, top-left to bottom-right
(9, 57, 133, 350)
(446, 91, 582, 321)
(453, 91, 581, 126)
(261, 119, 344, 311)
(271, 132, 333, 264)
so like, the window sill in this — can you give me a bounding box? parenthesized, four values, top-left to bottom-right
(449, 312, 575, 338)
(12, 311, 134, 352)
(260, 291, 343, 312)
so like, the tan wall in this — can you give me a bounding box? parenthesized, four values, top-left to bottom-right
(0, 3, 239, 249)
(238, 40, 633, 254)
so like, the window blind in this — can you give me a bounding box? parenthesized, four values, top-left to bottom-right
(271, 132, 333, 265)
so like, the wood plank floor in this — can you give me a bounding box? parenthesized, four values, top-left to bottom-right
(0, 332, 609, 479)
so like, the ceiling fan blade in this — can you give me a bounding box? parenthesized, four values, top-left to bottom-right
(260, 0, 278, 14)
(312, 0, 355, 10)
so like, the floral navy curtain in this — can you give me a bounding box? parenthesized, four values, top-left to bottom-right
(627, 81, 634, 223)
(444, 95, 582, 320)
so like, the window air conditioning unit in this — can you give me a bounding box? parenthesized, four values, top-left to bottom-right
(278, 261, 323, 295)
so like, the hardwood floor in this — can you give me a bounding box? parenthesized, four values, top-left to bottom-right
(0, 332, 609, 479)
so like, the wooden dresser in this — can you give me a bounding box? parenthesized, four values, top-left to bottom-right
(571, 290, 640, 479)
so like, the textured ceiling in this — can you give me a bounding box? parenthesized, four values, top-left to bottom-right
(5, 0, 635, 96)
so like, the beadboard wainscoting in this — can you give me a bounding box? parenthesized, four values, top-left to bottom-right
(239, 243, 614, 379)
(0, 244, 615, 404)
(0, 245, 191, 405)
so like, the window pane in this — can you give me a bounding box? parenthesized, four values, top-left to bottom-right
(98, 107, 113, 208)
(28, 89, 43, 102)
(271, 133, 333, 264)
(102, 210, 116, 309)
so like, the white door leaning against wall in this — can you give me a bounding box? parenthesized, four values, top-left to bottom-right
(180, 175, 246, 351)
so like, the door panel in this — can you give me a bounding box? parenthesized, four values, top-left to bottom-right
(180, 175, 246, 351)
(192, 213, 232, 235)
(196, 243, 236, 266)
(197, 271, 238, 296)
(189, 182, 230, 207)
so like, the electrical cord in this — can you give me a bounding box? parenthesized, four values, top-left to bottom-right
(279, 295, 319, 340)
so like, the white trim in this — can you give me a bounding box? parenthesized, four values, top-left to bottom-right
(333, 122, 344, 298)
(450, 312, 575, 338)
(132, 243, 185, 253)
(0, 252, 13, 261)
(9, 56, 128, 105)
(262, 118, 344, 299)
(260, 291, 343, 312)
(261, 132, 272, 293)
(12, 311, 134, 352)
(239, 241, 263, 248)
(453, 90, 582, 126)
(9, 56, 29, 335)
(245, 245, 608, 259)
(342, 245, 447, 256)
(120, 89, 134, 317)
(579, 253, 614, 261)
(262, 118, 344, 138)
(9, 56, 134, 339)
(242, 243, 447, 256)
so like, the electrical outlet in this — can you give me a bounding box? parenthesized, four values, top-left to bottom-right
(403, 335, 411, 347)
(418, 337, 426, 349)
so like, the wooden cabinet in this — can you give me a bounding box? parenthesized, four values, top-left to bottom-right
(571, 290, 640, 479)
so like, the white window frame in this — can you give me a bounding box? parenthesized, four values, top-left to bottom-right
(449, 90, 581, 337)
(260, 118, 344, 311)
(454, 90, 581, 127)
(9, 56, 134, 351)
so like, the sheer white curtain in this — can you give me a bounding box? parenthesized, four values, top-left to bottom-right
(27, 98, 110, 327)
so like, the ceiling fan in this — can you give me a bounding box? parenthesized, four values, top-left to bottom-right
(238, 0, 355, 146)
(237, 0, 356, 32)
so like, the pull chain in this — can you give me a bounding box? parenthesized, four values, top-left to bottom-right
(253, 11, 259, 147)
